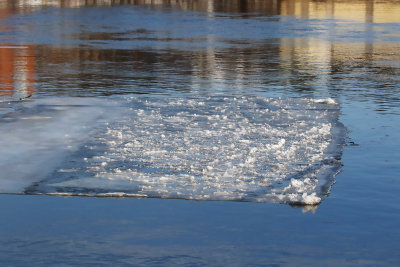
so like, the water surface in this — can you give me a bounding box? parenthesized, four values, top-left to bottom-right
(0, 0, 399, 265)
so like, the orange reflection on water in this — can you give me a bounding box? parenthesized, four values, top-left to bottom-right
(0, 45, 35, 99)
(0, 1, 36, 99)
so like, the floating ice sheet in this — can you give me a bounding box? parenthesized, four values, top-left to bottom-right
(0, 96, 345, 205)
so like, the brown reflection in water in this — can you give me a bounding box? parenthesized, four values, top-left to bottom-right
(33, 37, 400, 102)
(33, 42, 284, 95)
(0, 4, 35, 99)
(0, 46, 35, 99)
(1, 0, 400, 23)
(34, 40, 400, 109)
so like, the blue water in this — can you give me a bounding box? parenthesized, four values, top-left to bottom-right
(0, 0, 399, 265)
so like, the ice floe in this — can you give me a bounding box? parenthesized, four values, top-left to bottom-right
(0, 96, 345, 205)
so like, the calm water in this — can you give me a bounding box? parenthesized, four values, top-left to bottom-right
(0, 0, 399, 265)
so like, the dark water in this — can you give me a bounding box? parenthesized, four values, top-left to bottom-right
(0, 0, 399, 265)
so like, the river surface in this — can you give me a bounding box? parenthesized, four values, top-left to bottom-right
(0, 0, 399, 265)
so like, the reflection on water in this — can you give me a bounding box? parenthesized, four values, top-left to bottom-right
(280, 0, 400, 23)
(2, 0, 400, 23)
(0, 45, 35, 101)
(0, 0, 398, 114)
(32, 40, 400, 107)
(0, 3, 35, 103)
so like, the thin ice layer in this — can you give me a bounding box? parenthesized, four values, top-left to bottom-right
(0, 97, 116, 192)
(26, 96, 345, 205)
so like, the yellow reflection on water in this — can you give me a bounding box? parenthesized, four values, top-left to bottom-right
(278, 0, 400, 23)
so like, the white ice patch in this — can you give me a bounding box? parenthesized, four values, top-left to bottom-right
(311, 98, 338, 105)
(0, 97, 118, 192)
(16, 96, 345, 205)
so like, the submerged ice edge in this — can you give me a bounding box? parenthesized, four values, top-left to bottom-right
(0, 97, 121, 192)
(17, 96, 346, 205)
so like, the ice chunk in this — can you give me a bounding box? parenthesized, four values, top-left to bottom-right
(21, 96, 345, 205)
